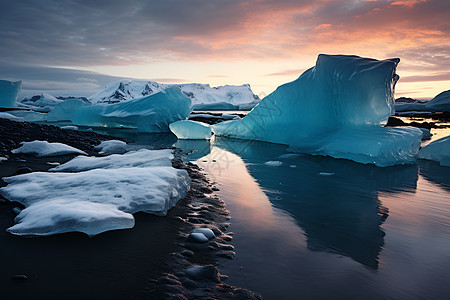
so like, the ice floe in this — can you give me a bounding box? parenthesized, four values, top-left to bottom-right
(169, 120, 212, 140)
(12, 140, 87, 157)
(418, 135, 450, 167)
(94, 140, 128, 155)
(213, 54, 423, 167)
(0, 149, 190, 236)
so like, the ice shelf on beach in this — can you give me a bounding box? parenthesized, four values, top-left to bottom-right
(0, 149, 190, 236)
(169, 120, 212, 139)
(89, 80, 260, 110)
(213, 54, 423, 167)
(0, 80, 21, 108)
(418, 135, 450, 167)
(47, 87, 192, 132)
(0, 112, 24, 122)
(94, 140, 128, 155)
(395, 90, 450, 112)
(12, 140, 88, 157)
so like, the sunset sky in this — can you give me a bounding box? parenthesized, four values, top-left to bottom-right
(0, 0, 449, 99)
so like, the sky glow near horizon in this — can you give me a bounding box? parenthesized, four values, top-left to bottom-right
(0, 0, 449, 99)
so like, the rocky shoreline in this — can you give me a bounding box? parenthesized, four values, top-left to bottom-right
(0, 118, 260, 299)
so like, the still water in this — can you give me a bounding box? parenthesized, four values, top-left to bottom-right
(181, 132, 450, 299)
(60, 118, 450, 299)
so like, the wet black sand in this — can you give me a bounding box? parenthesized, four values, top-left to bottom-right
(0, 118, 260, 299)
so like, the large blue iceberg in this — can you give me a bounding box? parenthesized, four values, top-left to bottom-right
(47, 87, 192, 132)
(0, 80, 21, 108)
(213, 54, 422, 167)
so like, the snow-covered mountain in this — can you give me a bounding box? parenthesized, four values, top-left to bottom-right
(88, 80, 260, 110)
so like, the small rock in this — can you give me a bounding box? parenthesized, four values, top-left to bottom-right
(192, 228, 215, 240)
(15, 166, 32, 175)
(185, 265, 221, 283)
(12, 274, 28, 280)
(187, 232, 209, 243)
(181, 250, 194, 257)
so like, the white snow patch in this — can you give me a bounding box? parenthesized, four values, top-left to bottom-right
(0, 156, 7, 163)
(264, 161, 283, 167)
(94, 140, 128, 155)
(12, 141, 87, 157)
(50, 149, 173, 172)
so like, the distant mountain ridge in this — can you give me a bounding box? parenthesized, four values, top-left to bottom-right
(88, 80, 261, 110)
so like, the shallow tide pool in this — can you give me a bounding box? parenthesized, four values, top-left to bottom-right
(190, 133, 450, 299)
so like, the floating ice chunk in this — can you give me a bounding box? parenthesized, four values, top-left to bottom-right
(7, 200, 135, 237)
(12, 140, 87, 157)
(214, 54, 423, 166)
(192, 228, 215, 240)
(264, 161, 283, 167)
(50, 149, 173, 172)
(419, 128, 432, 140)
(48, 87, 192, 133)
(0, 149, 190, 236)
(94, 140, 128, 155)
(425, 90, 450, 112)
(169, 120, 212, 140)
(60, 125, 78, 130)
(0, 80, 21, 108)
(0, 166, 190, 234)
(0, 112, 24, 122)
(319, 172, 335, 176)
(418, 135, 450, 167)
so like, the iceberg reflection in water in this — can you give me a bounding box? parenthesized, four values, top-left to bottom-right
(195, 137, 450, 299)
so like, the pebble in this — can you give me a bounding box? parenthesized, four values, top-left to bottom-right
(192, 228, 215, 240)
(187, 232, 209, 243)
(12, 274, 28, 280)
(185, 265, 221, 283)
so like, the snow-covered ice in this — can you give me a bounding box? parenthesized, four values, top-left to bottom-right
(94, 140, 128, 155)
(50, 149, 173, 172)
(12, 140, 87, 157)
(264, 161, 283, 167)
(395, 90, 450, 112)
(425, 90, 450, 112)
(418, 135, 450, 167)
(60, 125, 79, 130)
(0, 149, 190, 236)
(48, 87, 192, 132)
(169, 120, 212, 139)
(213, 54, 423, 167)
(0, 80, 21, 108)
(0, 112, 24, 122)
(8, 200, 135, 236)
(89, 80, 260, 110)
(0, 157, 7, 163)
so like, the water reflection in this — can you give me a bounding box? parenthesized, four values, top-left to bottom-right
(210, 137, 418, 269)
(419, 160, 450, 191)
(174, 139, 212, 160)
